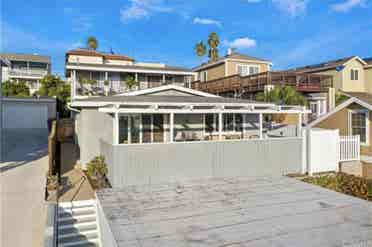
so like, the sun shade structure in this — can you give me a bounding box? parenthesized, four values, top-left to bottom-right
(71, 94, 309, 145)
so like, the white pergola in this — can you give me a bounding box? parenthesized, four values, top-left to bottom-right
(92, 101, 310, 144)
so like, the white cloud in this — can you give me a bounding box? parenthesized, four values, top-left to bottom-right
(224, 37, 257, 49)
(193, 17, 222, 27)
(331, 0, 366, 12)
(245, 0, 262, 2)
(272, 0, 308, 17)
(120, 0, 173, 23)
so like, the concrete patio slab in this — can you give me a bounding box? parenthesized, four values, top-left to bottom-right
(97, 176, 372, 247)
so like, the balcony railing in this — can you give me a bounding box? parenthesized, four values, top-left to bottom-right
(75, 80, 189, 96)
(192, 71, 333, 95)
(9, 69, 48, 77)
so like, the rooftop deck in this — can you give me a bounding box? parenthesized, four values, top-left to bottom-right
(97, 176, 372, 247)
(192, 71, 333, 95)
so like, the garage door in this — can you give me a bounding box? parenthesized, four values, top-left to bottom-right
(3, 104, 48, 129)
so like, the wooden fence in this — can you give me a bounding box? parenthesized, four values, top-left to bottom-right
(48, 121, 57, 175)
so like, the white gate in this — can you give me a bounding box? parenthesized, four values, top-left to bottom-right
(339, 135, 360, 162)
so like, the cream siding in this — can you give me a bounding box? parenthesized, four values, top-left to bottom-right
(68, 55, 103, 64)
(341, 59, 366, 92)
(364, 67, 372, 94)
(105, 59, 133, 66)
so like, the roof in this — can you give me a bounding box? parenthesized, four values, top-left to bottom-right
(73, 95, 260, 104)
(364, 57, 372, 65)
(290, 56, 367, 73)
(342, 91, 372, 105)
(0, 53, 51, 64)
(96, 176, 372, 247)
(308, 91, 372, 127)
(65, 62, 193, 73)
(66, 48, 134, 61)
(119, 84, 219, 97)
(193, 52, 270, 71)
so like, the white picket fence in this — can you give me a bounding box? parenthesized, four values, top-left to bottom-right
(339, 135, 360, 162)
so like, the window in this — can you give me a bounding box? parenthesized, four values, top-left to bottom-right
(349, 110, 369, 145)
(199, 71, 207, 82)
(205, 114, 218, 133)
(236, 64, 259, 76)
(351, 69, 359, 80)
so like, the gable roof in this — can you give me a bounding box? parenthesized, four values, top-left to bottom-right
(308, 92, 372, 128)
(193, 52, 271, 72)
(119, 84, 219, 97)
(364, 57, 372, 67)
(0, 53, 51, 64)
(290, 56, 367, 73)
(66, 49, 134, 61)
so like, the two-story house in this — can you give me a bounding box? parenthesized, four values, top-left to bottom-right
(191, 50, 333, 121)
(65, 49, 196, 99)
(193, 49, 272, 83)
(0, 53, 51, 95)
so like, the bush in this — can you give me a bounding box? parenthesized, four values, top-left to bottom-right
(46, 174, 58, 190)
(86, 156, 108, 189)
(303, 173, 372, 201)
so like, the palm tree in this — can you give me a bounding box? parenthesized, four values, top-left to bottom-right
(194, 41, 206, 62)
(87, 36, 98, 50)
(255, 86, 307, 106)
(208, 32, 220, 62)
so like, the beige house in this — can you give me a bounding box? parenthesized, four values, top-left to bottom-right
(193, 49, 272, 82)
(309, 92, 372, 157)
(65, 49, 195, 99)
(291, 56, 371, 94)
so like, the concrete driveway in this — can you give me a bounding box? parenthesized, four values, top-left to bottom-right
(1, 129, 49, 247)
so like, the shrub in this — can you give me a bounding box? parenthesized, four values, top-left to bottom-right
(46, 174, 58, 190)
(86, 156, 108, 188)
(303, 173, 372, 201)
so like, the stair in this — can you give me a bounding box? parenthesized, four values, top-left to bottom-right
(57, 200, 100, 247)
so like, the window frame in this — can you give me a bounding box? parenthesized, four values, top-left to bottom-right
(236, 64, 260, 76)
(348, 109, 369, 146)
(350, 68, 360, 81)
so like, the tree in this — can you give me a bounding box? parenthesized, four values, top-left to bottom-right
(336, 92, 349, 106)
(37, 75, 71, 117)
(194, 41, 207, 62)
(255, 86, 308, 106)
(2, 80, 30, 97)
(87, 36, 98, 50)
(125, 75, 138, 90)
(208, 32, 220, 62)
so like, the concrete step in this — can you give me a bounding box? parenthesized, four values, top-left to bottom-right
(59, 229, 98, 239)
(58, 223, 97, 236)
(58, 214, 97, 225)
(58, 236, 99, 247)
(58, 221, 97, 231)
(59, 208, 96, 217)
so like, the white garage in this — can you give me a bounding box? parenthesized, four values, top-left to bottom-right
(2, 97, 56, 129)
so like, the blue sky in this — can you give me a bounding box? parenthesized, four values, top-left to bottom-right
(1, 0, 371, 77)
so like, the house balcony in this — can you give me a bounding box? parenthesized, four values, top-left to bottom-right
(192, 71, 333, 96)
(75, 79, 190, 96)
(8, 68, 48, 79)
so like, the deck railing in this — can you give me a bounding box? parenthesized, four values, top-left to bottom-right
(192, 71, 333, 94)
(339, 135, 360, 162)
